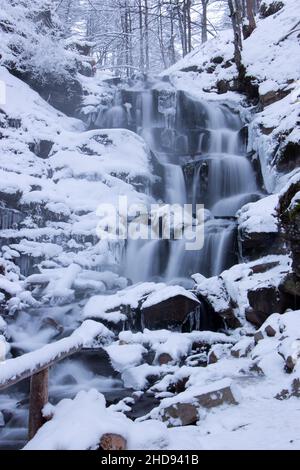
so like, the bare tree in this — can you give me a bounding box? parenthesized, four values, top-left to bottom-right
(244, 0, 256, 38)
(201, 0, 209, 43)
(228, 0, 243, 75)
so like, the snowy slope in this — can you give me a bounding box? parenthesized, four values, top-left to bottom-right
(0, 66, 155, 315)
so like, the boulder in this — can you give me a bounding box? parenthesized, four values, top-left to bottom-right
(254, 331, 264, 344)
(141, 294, 199, 331)
(195, 382, 238, 409)
(265, 325, 277, 337)
(30, 140, 54, 159)
(231, 337, 254, 358)
(167, 376, 189, 394)
(260, 88, 290, 108)
(237, 195, 283, 261)
(208, 343, 232, 364)
(157, 353, 173, 365)
(99, 433, 127, 451)
(276, 141, 300, 173)
(246, 285, 289, 327)
(238, 231, 283, 260)
(279, 273, 300, 300)
(260, 1, 284, 18)
(193, 274, 240, 330)
(161, 403, 198, 427)
(29, 74, 83, 117)
(160, 379, 238, 427)
(279, 178, 300, 287)
(276, 377, 300, 400)
(279, 338, 300, 373)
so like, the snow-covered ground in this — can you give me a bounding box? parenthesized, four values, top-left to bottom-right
(24, 310, 300, 450)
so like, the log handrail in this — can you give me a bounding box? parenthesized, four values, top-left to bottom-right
(0, 344, 83, 391)
(0, 320, 112, 441)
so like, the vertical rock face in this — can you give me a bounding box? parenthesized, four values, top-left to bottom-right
(141, 295, 200, 331)
(246, 286, 289, 327)
(25, 74, 83, 117)
(278, 178, 300, 305)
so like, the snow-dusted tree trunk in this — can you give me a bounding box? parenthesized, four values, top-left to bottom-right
(245, 0, 257, 37)
(138, 0, 145, 72)
(144, 0, 150, 72)
(228, 0, 243, 75)
(169, 0, 176, 65)
(201, 0, 209, 43)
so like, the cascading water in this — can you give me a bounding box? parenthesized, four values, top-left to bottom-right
(92, 85, 261, 284)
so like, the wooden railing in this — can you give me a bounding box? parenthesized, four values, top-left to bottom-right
(0, 320, 111, 440)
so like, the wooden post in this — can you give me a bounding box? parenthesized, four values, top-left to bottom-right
(28, 368, 49, 440)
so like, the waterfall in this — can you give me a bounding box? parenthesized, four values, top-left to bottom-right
(164, 163, 187, 205)
(91, 86, 260, 283)
(0, 205, 24, 230)
(124, 239, 166, 284)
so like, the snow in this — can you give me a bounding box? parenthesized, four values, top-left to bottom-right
(0, 336, 10, 362)
(237, 194, 279, 234)
(122, 363, 175, 391)
(0, 320, 113, 388)
(83, 282, 166, 321)
(0, 275, 22, 297)
(290, 191, 300, 211)
(14, 309, 300, 450)
(162, 29, 237, 102)
(105, 343, 147, 373)
(0, 64, 154, 279)
(142, 286, 199, 309)
(259, 79, 279, 96)
(24, 388, 174, 451)
(152, 378, 238, 410)
(193, 274, 232, 315)
(221, 255, 292, 321)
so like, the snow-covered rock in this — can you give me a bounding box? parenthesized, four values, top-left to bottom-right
(237, 195, 282, 261)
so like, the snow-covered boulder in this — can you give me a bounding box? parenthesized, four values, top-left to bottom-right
(83, 283, 200, 332)
(193, 274, 240, 329)
(237, 195, 283, 261)
(141, 286, 200, 331)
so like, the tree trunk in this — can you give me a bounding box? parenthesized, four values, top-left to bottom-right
(186, 0, 192, 53)
(176, 2, 186, 57)
(124, 1, 130, 77)
(245, 0, 257, 37)
(201, 0, 208, 43)
(228, 0, 244, 77)
(169, 1, 176, 64)
(128, 4, 133, 72)
(139, 0, 145, 73)
(144, 0, 150, 72)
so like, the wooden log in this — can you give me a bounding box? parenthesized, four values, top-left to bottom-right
(0, 320, 108, 391)
(0, 345, 81, 391)
(28, 368, 49, 440)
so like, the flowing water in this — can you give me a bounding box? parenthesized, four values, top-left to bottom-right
(93, 86, 260, 284)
